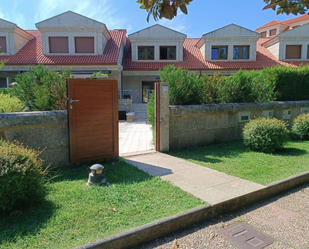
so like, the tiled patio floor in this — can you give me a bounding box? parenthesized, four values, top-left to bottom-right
(119, 120, 154, 155)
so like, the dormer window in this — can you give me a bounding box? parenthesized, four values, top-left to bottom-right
(286, 45, 301, 59)
(0, 36, 7, 53)
(233, 45, 249, 59)
(211, 46, 228, 60)
(75, 37, 94, 53)
(138, 46, 154, 60)
(49, 37, 69, 53)
(160, 46, 176, 60)
(270, 28, 277, 36)
(261, 31, 267, 38)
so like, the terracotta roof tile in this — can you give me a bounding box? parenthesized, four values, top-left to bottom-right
(282, 13, 309, 25)
(1, 29, 126, 66)
(255, 20, 284, 31)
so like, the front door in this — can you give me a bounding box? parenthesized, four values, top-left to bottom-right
(67, 79, 119, 163)
(142, 81, 155, 103)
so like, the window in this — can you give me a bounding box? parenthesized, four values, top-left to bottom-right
(270, 29, 277, 36)
(160, 46, 176, 60)
(0, 77, 7, 88)
(138, 46, 154, 60)
(233, 46, 249, 59)
(75, 37, 94, 53)
(49, 37, 69, 53)
(286, 45, 301, 59)
(211, 46, 228, 60)
(0, 36, 7, 53)
(260, 31, 267, 38)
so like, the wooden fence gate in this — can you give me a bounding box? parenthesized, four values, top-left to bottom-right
(67, 79, 119, 163)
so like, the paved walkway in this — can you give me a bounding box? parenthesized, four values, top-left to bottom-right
(119, 120, 154, 155)
(124, 152, 265, 205)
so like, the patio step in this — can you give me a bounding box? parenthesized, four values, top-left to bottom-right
(131, 103, 147, 121)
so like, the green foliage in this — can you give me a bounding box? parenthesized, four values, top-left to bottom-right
(0, 140, 48, 212)
(0, 88, 13, 95)
(272, 65, 309, 101)
(263, 0, 309, 15)
(137, 0, 193, 22)
(0, 93, 24, 113)
(147, 92, 155, 128)
(12, 64, 72, 111)
(90, 71, 109, 79)
(216, 69, 277, 103)
(291, 113, 309, 140)
(243, 117, 289, 153)
(159, 65, 206, 105)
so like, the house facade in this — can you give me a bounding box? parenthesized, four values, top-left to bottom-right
(1, 11, 309, 104)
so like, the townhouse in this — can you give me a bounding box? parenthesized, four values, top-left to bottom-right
(1, 11, 309, 104)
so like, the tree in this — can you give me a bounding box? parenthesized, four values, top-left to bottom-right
(137, 0, 193, 22)
(263, 0, 309, 15)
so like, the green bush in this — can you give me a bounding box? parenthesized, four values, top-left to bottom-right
(147, 92, 155, 128)
(0, 140, 48, 212)
(159, 65, 206, 105)
(0, 88, 13, 95)
(12, 63, 72, 111)
(291, 113, 309, 140)
(243, 117, 289, 153)
(216, 69, 277, 103)
(273, 65, 309, 101)
(0, 93, 24, 113)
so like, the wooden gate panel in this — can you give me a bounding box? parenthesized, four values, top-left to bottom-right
(67, 79, 118, 163)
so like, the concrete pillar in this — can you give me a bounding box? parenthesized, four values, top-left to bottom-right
(158, 82, 169, 151)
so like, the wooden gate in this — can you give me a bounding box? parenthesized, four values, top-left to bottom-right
(67, 79, 118, 163)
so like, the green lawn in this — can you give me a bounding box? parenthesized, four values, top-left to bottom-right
(169, 140, 309, 185)
(0, 160, 204, 249)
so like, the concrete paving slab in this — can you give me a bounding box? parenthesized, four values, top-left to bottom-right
(119, 120, 154, 155)
(124, 152, 265, 205)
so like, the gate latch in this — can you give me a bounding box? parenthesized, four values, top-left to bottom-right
(70, 99, 80, 103)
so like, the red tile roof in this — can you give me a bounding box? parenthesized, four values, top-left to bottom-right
(256, 14, 309, 31)
(1, 29, 126, 66)
(282, 13, 309, 25)
(255, 20, 284, 31)
(123, 37, 299, 71)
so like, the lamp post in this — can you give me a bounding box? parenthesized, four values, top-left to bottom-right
(87, 164, 107, 186)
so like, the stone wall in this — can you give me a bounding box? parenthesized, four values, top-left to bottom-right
(169, 101, 309, 151)
(0, 111, 69, 167)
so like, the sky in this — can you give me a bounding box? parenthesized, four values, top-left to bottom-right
(0, 0, 303, 37)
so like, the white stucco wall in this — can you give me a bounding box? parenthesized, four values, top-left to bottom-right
(36, 11, 110, 55)
(128, 24, 186, 62)
(201, 24, 260, 61)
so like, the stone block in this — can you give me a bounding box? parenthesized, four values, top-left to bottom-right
(206, 113, 220, 130)
(40, 148, 70, 167)
(5, 124, 69, 150)
(221, 112, 238, 128)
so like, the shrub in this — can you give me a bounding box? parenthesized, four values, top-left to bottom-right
(147, 92, 155, 128)
(243, 117, 289, 153)
(273, 65, 309, 101)
(216, 69, 277, 103)
(159, 65, 206, 105)
(291, 113, 309, 140)
(0, 93, 24, 113)
(0, 140, 48, 212)
(0, 88, 13, 95)
(12, 63, 72, 111)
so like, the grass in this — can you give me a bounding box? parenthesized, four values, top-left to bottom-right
(169, 140, 309, 185)
(0, 160, 204, 249)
